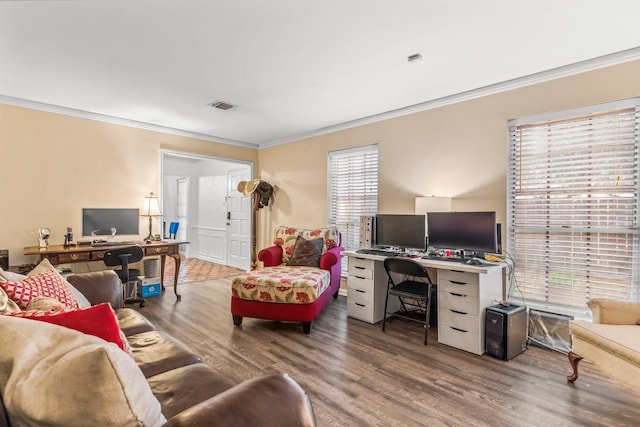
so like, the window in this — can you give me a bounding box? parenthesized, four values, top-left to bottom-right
(328, 145, 379, 274)
(507, 99, 640, 313)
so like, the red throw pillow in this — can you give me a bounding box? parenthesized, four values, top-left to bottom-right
(3, 303, 126, 351)
(0, 269, 80, 310)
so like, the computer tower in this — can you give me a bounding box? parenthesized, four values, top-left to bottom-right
(359, 216, 375, 249)
(0, 249, 7, 270)
(485, 304, 527, 360)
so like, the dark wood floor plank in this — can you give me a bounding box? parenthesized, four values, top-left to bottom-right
(138, 279, 640, 426)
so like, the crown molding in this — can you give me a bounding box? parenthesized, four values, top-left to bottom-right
(259, 46, 640, 149)
(0, 95, 257, 149)
(3, 46, 639, 151)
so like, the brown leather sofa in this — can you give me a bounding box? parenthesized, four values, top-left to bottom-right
(0, 270, 316, 427)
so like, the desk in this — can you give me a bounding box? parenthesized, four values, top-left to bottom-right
(343, 251, 504, 355)
(24, 241, 188, 300)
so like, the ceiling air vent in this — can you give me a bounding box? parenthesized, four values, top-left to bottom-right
(407, 53, 423, 63)
(209, 100, 236, 111)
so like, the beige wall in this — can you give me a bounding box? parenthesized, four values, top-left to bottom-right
(257, 59, 640, 249)
(2, 59, 640, 265)
(0, 105, 257, 266)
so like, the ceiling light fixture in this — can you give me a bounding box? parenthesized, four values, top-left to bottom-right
(407, 53, 423, 63)
(209, 100, 236, 111)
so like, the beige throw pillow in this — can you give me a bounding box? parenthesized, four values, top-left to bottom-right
(0, 287, 20, 313)
(0, 268, 26, 282)
(588, 298, 640, 325)
(26, 296, 67, 313)
(0, 316, 166, 426)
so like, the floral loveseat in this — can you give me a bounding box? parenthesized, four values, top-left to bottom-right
(0, 261, 316, 427)
(231, 226, 343, 334)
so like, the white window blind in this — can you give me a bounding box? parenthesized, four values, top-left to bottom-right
(507, 100, 640, 311)
(328, 145, 379, 275)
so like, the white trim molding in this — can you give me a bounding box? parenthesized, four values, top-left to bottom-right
(3, 47, 640, 150)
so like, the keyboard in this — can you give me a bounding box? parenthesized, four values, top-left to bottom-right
(91, 241, 119, 247)
(91, 241, 138, 247)
(355, 249, 418, 258)
(421, 255, 493, 266)
(421, 255, 464, 263)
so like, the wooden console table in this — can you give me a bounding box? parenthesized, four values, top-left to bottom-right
(24, 241, 188, 300)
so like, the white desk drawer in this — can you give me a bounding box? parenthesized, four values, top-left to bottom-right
(347, 275, 374, 292)
(439, 279, 479, 298)
(438, 270, 479, 288)
(347, 285, 374, 306)
(347, 300, 375, 323)
(438, 291, 479, 315)
(439, 324, 482, 355)
(348, 263, 374, 280)
(438, 308, 479, 334)
(349, 257, 375, 270)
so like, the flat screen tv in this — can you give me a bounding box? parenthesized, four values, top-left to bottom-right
(82, 208, 140, 237)
(427, 211, 497, 255)
(374, 214, 426, 251)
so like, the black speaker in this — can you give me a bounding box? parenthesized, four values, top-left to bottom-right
(485, 304, 527, 360)
(496, 223, 502, 253)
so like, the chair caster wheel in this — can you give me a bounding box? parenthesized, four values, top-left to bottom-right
(139, 302, 145, 308)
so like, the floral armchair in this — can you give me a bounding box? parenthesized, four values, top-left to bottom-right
(231, 226, 344, 334)
(258, 226, 342, 289)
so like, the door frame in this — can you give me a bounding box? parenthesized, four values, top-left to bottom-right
(160, 150, 253, 269)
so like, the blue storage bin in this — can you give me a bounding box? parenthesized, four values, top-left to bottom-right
(138, 277, 161, 297)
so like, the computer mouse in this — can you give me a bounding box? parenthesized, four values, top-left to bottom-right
(465, 258, 483, 266)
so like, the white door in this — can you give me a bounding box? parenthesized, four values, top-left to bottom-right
(227, 169, 252, 270)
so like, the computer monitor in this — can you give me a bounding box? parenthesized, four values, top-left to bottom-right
(374, 214, 426, 251)
(82, 208, 140, 237)
(427, 211, 497, 255)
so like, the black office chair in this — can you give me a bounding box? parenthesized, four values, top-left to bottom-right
(382, 258, 433, 345)
(103, 245, 145, 307)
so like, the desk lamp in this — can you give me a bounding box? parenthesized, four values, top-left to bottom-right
(141, 192, 162, 241)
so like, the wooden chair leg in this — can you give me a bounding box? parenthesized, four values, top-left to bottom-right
(567, 351, 583, 383)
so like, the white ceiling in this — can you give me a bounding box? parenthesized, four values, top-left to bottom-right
(2, 1, 640, 149)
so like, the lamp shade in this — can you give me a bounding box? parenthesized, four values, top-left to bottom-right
(141, 193, 162, 217)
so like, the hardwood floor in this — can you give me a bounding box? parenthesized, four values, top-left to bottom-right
(138, 279, 639, 426)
